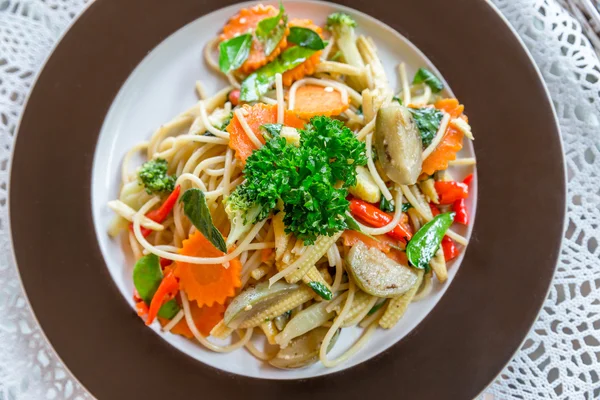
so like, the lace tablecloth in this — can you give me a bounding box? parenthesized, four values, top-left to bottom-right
(1, 1, 599, 399)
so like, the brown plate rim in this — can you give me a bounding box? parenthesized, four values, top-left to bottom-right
(9, 0, 565, 399)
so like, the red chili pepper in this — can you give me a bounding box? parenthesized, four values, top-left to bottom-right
(453, 198, 468, 225)
(129, 185, 181, 237)
(434, 181, 469, 204)
(349, 199, 412, 243)
(429, 203, 441, 217)
(463, 173, 474, 187)
(441, 236, 459, 261)
(146, 271, 179, 326)
(228, 89, 240, 106)
(159, 257, 172, 268)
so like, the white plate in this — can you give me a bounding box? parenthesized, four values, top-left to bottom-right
(91, 0, 476, 380)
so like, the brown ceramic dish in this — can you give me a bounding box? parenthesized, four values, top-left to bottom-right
(10, 0, 564, 399)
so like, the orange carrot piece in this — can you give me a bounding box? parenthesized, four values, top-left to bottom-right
(220, 5, 288, 75)
(387, 248, 409, 266)
(261, 248, 274, 262)
(226, 103, 306, 165)
(159, 302, 225, 338)
(173, 231, 242, 308)
(292, 85, 349, 118)
(421, 99, 467, 175)
(342, 230, 391, 253)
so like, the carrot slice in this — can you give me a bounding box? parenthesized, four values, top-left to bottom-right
(387, 248, 409, 266)
(281, 19, 324, 87)
(159, 302, 225, 338)
(220, 5, 289, 75)
(173, 231, 242, 307)
(226, 103, 306, 164)
(420, 99, 466, 175)
(342, 230, 390, 253)
(292, 85, 349, 118)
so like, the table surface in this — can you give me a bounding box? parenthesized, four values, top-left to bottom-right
(1, 0, 599, 399)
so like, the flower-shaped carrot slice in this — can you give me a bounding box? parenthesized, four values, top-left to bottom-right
(291, 84, 349, 118)
(173, 230, 242, 307)
(159, 302, 226, 338)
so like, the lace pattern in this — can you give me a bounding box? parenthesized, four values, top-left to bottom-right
(0, 0, 598, 398)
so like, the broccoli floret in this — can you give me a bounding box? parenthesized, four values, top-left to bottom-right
(138, 159, 176, 195)
(223, 188, 264, 247)
(325, 13, 367, 90)
(326, 12, 357, 28)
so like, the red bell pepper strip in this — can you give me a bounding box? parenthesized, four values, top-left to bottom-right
(429, 203, 441, 217)
(129, 185, 181, 237)
(434, 181, 468, 204)
(441, 236, 459, 261)
(453, 198, 468, 225)
(146, 271, 179, 326)
(463, 173, 474, 187)
(159, 257, 172, 268)
(349, 199, 412, 243)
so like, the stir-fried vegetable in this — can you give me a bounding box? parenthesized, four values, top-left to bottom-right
(146, 271, 179, 325)
(326, 12, 367, 90)
(349, 198, 412, 243)
(129, 185, 181, 237)
(219, 34, 253, 73)
(434, 180, 469, 204)
(406, 212, 455, 269)
(275, 300, 334, 348)
(138, 158, 176, 195)
(180, 188, 227, 252)
(349, 166, 381, 204)
(255, 2, 287, 56)
(409, 107, 444, 147)
(292, 85, 349, 118)
(241, 46, 321, 101)
(441, 236, 459, 261)
(132, 254, 180, 321)
(270, 327, 340, 369)
(412, 67, 444, 93)
(346, 242, 418, 297)
(374, 104, 423, 185)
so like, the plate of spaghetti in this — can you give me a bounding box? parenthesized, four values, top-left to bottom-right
(10, 0, 565, 398)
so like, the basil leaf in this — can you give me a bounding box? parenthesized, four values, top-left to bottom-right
(380, 196, 395, 212)
(409, 107, 444, 147)
(412, 67, 443, 93)
(307, 282, 333, 300)
(241, 46, 318, 102)
(344, 213, 362, 232)
(180, 188, 227, 252)
(287, 27, 326, 50)
(401, 202, 413, 212)
(256, 3, 287, 56)
(406, 212, 455, 269)
(393, 96, 403, 105)
(132, 254, 180, 319)
(260, 123, 283, 140)
(219, 34, 252, 73)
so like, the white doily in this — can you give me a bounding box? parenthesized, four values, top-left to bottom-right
(0, 1, 599, 399)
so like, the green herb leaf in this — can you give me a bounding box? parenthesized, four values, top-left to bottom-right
(219, 33, 253, 73)
(256, 2, 287, 56)
(180, 188, 227, 252)
(287, 27, 326, 50)
(260, 123, 283, 140)
(409, 107, 444, 147)
(367, 299, 386, 315)
(138, 159, 176, 195)
(406, 212, 454, 269)
(412, 67, 443, 93)
(241, 46, 319, 102)
(344, 213, 362, 232)
(132, 254, 180, 319)
(380, 196, 395, 213)
(307, 282, 333, 300)
(393, 96, 403, 105)
(401, 202, 413, 212)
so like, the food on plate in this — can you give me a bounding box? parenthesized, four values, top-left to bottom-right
(108, 3, 476, 369)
